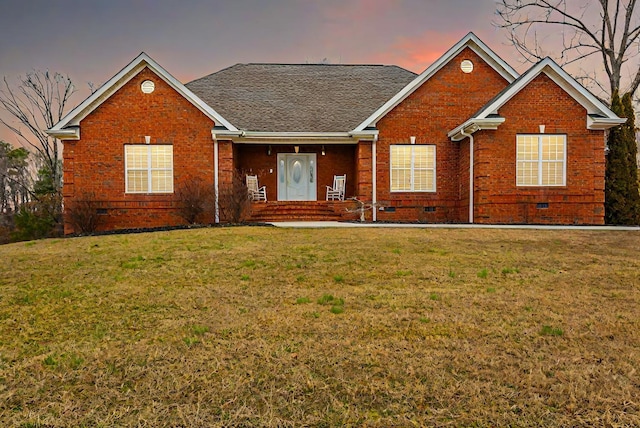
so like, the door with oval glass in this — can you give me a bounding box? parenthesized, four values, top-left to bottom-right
(277, 153, 317, 201)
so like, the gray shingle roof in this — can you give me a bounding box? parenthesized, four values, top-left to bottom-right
(185, 63, 417, 132)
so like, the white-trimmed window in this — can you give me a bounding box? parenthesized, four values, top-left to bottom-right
(516, 135, 566, 186)
(125, 145, 173, 193)
(390, 145, 436, 192)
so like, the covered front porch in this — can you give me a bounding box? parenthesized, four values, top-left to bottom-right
(235, 142, 370, 203)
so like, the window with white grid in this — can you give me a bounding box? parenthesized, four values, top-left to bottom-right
(125, 145, 173, 193)
(390, 145, 436, 192)
(516, 135, 565, 186)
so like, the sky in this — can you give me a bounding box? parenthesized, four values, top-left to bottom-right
(0, 0, 570, 145)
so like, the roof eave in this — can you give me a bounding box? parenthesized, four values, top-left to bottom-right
(214, 130, 370, 144)
(45, 127, 80, 140)
(587, 116, 627, 130)
(448, 117, 506, 141)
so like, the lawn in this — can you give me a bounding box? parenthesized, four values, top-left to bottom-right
(0, 226, 639, 427)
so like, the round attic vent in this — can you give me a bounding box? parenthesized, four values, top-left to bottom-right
(460, 60, 474, 73)
(141, 80, 155, 94)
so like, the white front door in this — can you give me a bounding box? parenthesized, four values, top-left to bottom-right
(277, 153, 317, 201)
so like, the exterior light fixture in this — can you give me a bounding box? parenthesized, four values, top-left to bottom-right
(145, 135, 151, 144)
(321, 145, 325, 156)
(410, 136, 416, 144)
(294, 145, 299, 154)
(539, 125, 546, 133)
(267, 145, 272, 156)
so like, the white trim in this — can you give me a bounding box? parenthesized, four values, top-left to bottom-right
(459, 128, 474, 224)
(448, 117, 506, 141)
(213, 137, 219, 224)
(588, 115, 626, 129)
(215, 130, 379, 144)
(47, 52, 238, 137)
(47, 127, 80, 140)
(352, 32, 518, 132)
(372, 136, 377, 222)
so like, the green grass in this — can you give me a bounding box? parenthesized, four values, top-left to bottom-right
(1, 227, 639, 426)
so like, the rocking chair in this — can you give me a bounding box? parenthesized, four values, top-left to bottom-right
(246, 174, 267, 202)
(326, 174, 346, 201)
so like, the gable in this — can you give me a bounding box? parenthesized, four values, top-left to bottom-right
(79, 67, 217, 140)
(48, 53, 237, 140)
(377, 46, 513, 134)
(448, 58, 625, 141)
(353, 32, 519, 132)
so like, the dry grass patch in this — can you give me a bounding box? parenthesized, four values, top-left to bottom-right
(0, 227, 639, 427)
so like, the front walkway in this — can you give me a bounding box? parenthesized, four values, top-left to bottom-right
(269, 221, 640, 231)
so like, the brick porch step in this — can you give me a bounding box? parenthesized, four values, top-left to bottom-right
(248, 201, 356, 222)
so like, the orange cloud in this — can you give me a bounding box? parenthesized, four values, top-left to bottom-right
(371, 31, 464, 72)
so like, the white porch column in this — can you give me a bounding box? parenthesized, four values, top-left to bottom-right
(212, 132, 220, 224)
(372, 136, 377, 222)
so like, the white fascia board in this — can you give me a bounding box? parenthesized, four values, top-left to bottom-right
(353, 32, 519, 132)
(49, 52, 238, 135)
(448, 117, 506, 141)
(229, 131, 359, 144)
(475, 58, 624, 128)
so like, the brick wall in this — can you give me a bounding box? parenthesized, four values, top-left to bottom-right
(375, 47, 510, 222)
(63, 67, 216, 234)
(473, 73, 605, 225)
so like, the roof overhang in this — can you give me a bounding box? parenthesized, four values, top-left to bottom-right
(47, 126, 80, 140)
(588, 114, 627, 129)
(448, 117, 506, 141)
(47, 52, 238, 140)
(211, 129, 378, 144)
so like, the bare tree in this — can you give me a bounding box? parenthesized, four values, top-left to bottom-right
(495, 0, 640, 100)
(0, 70, 75, 191)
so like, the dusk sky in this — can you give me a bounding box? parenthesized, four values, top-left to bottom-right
(0, 0, 586, 145)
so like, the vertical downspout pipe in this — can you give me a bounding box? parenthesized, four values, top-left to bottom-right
(372, 135, 378, 222)
(460, 128, 474, 224)
(212, 131, 220, 224)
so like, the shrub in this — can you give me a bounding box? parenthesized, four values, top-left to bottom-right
(218, 171, 250, 223)
(66, 193, 104, 234)
(175, 178, 215, 224)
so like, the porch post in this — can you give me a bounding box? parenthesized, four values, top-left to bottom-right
(372, 135, 377, 222)
(212, 132, 220, 224)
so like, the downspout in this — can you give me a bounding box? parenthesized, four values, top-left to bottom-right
(460, 128, 474, 224)
(212, 131, 220, 224)
(372, 135, 378, 222)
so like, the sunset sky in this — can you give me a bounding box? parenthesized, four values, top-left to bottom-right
(0, 0, 591, 145)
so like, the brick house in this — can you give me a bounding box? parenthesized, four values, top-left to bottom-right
(48, 33, 624, 234)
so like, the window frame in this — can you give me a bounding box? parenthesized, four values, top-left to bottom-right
(389, 144, 437, 192)
(516, 134, 567, 187)
(124, 144, 174, 194)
